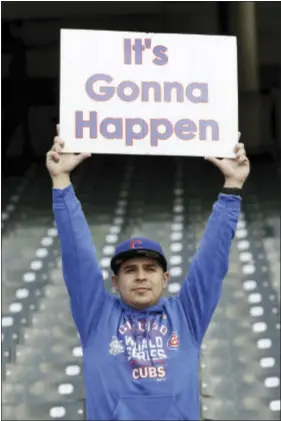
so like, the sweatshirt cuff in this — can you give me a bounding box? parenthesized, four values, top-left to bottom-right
(52, 184, 76, 205)
(218, 193, 242, 209)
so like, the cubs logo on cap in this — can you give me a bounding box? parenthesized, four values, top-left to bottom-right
(130, 239, 143, 249)
(110, 237, 167, 274)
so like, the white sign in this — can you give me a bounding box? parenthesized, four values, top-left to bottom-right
(59, 29, 238, 157)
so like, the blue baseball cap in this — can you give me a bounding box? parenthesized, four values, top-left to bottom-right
(110, 237, 168, 274)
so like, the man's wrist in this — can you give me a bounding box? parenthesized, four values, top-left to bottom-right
(221, 179, 243, 197)
(223, 179, 244, 189)
(221, 187, 242, 197)
(52, 174, 71, 189)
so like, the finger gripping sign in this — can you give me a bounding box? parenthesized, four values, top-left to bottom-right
(59, 29, 238, 157)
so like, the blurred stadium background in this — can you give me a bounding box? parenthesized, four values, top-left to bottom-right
(1, 2, 280, 420)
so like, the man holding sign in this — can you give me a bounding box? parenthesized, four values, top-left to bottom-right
(47, 125, 250, 420)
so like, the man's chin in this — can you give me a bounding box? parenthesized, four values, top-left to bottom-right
(130, 294, 157, 309)
(133, 291, 152, 301)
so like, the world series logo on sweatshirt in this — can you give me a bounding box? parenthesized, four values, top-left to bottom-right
(108, 315, 180, 381)
(109, 337, 125, 356)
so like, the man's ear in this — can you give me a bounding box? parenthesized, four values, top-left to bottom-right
(112, 275, 119, 290)
(163, 271, 169, 289)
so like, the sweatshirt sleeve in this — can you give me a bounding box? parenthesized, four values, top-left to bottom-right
(178, 193, 241, 346)
(52, 184, 107, 347)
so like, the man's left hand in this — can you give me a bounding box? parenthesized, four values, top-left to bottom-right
(204, 134, 250, 189)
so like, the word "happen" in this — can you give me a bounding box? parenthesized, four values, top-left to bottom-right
(75, 111, 219, 146)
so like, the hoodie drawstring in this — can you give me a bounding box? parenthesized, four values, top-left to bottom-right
(145, 312, 156, 367)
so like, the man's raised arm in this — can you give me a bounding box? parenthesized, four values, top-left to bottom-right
(47, 127, 107, 347)
(178, 192, 241, 345)
(178, 139, 250, 346)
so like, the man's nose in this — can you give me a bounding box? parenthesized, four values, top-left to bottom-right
(135, 269, 147, 281)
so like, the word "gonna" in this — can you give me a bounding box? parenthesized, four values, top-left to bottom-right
(85, 74, 208, 103)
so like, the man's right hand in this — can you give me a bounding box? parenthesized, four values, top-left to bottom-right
(46, 125, 91, 188)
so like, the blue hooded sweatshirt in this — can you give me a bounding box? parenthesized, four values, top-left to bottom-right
(53, 184, 241, 421)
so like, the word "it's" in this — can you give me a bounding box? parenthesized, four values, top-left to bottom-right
(124, 38, 168, 66)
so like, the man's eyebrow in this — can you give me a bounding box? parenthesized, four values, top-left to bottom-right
(145, 262, 158, 267)
(122, 263, 136, 270)
(123, 264, 134, 269)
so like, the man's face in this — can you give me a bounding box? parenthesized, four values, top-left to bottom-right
(112, 257, 169, 310)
